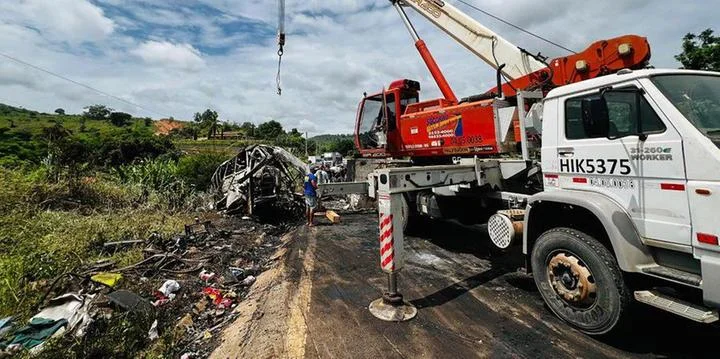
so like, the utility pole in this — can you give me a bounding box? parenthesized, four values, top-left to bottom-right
(305, 131, 308, 159)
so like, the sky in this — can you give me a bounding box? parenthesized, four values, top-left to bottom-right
(0, 0, 716, 135)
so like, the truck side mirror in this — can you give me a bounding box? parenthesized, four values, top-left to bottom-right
(581, 97, 610, 138)
(601, 88, 648, 141)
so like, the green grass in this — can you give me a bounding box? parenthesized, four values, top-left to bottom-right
(0, 113, 152, 137)
(0, 159, 216, 319)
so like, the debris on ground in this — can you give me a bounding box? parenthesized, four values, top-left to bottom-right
(147, 319, 159, 341)
(0, 215, 297, 358)
(0, 293, 94, 354)
(90, 273, 123, 288)
(210, 145, 307, 220)
(0, 318, 13, 338)
(315, 210, 340, 224)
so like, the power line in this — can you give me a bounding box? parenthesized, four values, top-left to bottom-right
(0, 51, 172, 117)
(453, 0, 576, 54)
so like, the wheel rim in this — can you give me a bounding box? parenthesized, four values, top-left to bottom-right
(546, 251, 597, 308)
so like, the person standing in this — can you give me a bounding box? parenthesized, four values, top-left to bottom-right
(304, 167, 319, 226)
(317, 165, 329, 185)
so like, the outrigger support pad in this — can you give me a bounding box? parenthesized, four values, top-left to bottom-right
(369, 272, 417, 322)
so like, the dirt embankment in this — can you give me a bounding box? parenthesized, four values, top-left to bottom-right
(154, 119, 185, 135)
(211, 227, 315, 359)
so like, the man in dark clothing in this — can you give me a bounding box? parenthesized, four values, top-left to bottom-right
(304, 167, 319, 226)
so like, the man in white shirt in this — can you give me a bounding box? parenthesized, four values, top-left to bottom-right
(317, 166, 330, 184)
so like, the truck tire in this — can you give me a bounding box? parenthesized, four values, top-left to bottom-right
(400, 194, 416, 233)
(531, 227, 630, 335)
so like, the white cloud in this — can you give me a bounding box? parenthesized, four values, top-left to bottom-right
(0, 0, 114, 43)
(0, 0, 717, 136)
(131, 41, 206, 72)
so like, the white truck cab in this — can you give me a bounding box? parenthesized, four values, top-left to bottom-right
(524, 69, 720, 333)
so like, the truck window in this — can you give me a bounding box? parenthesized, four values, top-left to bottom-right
(651, 74, 720, 146)
(565, 90, 666, 140)
(385, 93, 397, 130)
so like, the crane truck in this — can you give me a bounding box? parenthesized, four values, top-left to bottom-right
(301, 0, 720, 334)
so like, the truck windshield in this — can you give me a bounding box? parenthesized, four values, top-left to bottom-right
(357, 95, 383, 149)
(651, 74, 720, 146)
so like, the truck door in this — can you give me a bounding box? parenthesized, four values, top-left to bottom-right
(556, 82, 691, 247)
(355, 94, 387, 156)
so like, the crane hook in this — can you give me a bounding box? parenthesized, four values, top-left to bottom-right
(276, 33, 285, 96)
(276, 0, 286, 96)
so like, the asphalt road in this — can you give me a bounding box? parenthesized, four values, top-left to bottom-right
(289, 213, 718, 359)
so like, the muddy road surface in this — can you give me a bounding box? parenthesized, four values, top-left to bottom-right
(212, 213, 717, 358)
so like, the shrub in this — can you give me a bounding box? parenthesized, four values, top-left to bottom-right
(175, 152, 227, 191)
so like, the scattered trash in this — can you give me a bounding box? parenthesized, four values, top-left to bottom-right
(158, 280, 180, 297)
(32, 293, 94, 341)
(0, 317, 13, 338)
(0, 293, 95, 352)
(228, 267, 244, 280)
(241, 275, 256, 286)
(153, 280, 180, 306)
(199, 270, 216, 282)
(176, 314, 194, 333)
(148, 320, 159, 341)
(202, 330, 213, 340)
(90, 273, 123, 288)
(180, 352, 196, 359)
(3, 215, 292, 357)
(218, 298, 233, 309)
(185, 220, 216, 236)
(107, 290, 154, 318)
(203, 288, 223, 305)
(193, 299, 208, 314)
(1, 318, 67, 350)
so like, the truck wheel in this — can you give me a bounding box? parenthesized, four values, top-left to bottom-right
(531, 228, 630, 335)
(400, 194, 415, 233)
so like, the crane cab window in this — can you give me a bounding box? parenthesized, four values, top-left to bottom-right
(400, 92, 419, 117)
(357, 95, 384, 149)
(385, 93, 397, 130)
(565, 90, 666, 140)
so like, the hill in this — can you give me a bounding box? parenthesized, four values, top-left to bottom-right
(0, 103, 154, 136)
(0, 103, 170, 166)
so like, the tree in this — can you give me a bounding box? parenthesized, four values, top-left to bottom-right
(289, 128, 302, 137)
(256, 120, 284, 140)
(54, 108, 65, 116)
(109, 112, 132, 127)
(193, 109, 219, 138)
(42, 121, 71, 145)
(144, 117, 153, 126)
(240, 122, 256, 137)
(675, 28, 720, 71)
(83, 105, 112, 121)
(333, 138, 355, 156)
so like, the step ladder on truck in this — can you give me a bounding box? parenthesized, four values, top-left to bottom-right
(314, 0, 720, 334)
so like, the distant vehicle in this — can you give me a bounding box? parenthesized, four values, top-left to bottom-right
(322, 152, 342, 166)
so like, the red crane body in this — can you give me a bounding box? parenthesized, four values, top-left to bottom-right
(354, 3, 651, 160)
